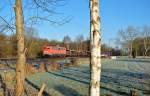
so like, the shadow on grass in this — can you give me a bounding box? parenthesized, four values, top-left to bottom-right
(116, 59, 150, 63)
(54, 84, 82, 96)
(102, 68, 150, 79)
(47, 71, 129, 95)
(65, 67, 90, 74)
(48, 66, 150, 95)
(100, 86, 129, 96)
(47, 71, 89, 84)
(25, 78, 49, 96)
(4, 61, 16, 71)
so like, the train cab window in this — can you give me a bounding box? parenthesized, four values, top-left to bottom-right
(51, 47, 54, 50)
(60, 47, 64, 50)
(53, 47, 57, 50)
(58, 48, 61, 50)
(44, 46, 51, 49)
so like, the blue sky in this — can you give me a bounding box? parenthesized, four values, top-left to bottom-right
(101, 0, 150, 45)
(36, 0, 150, 44)
(1, 0, 150, 46)
(35, 0, 90, 41)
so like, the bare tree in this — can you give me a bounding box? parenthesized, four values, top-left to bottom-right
(25, 27, 39, 57)
(142, 26, 150, 56)
(75, 35, 84, 52)
(118, 26, 138, 57)
(63, 35, 71, 50)
(23, 0, 71, 26)
(79, 35, 84, 51)
(89, 0, 101, 96)
(14, 0, 26, 95)
(127, 26, 138, 57)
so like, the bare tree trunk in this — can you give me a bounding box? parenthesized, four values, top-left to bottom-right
(14, 0, 26, 96)
(90, 0, 101, 96)
(143, 39, 149, 56)
(130, 42, 133, 57)
(66, 43, 70, 50)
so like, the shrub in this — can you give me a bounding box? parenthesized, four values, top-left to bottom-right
(47, 62, 60, 71)
(26, 63, 38, 75)
(39, 63, 47, 72)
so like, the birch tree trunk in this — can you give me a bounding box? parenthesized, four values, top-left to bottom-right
(130, 42, 133, 57)
(90, 0, 101, 96)
(143, 38, 149, 56)
(14, 0, 26, 96)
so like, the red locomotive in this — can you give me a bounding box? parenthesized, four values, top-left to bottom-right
(42, 45, 66, 57)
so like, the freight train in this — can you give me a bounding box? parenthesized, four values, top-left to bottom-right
(42, 45, 90, 57)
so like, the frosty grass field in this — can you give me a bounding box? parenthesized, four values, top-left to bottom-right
(27, 58, 150, 96)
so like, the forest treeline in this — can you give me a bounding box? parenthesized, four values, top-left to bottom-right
(0, 27, 92, 58)
(0, 31, 120, 58)
(117, 25, 150, 56)
(1, 25, 150, 58)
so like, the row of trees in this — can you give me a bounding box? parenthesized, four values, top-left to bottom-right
(1, 32, 121, 58)
(0, 32, 91, 58)
(118, 26, 150, 56)
(0, 34, 16, 58)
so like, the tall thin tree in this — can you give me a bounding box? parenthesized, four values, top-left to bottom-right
(14, 0, 26, 96)
(142, 26, 150, 56)
(90, 0, 101, 96)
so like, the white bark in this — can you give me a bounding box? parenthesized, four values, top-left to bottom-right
(90, 0, 101, 96)
(143, 31, 150, 56)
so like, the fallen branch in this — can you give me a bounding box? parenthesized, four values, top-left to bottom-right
(38, 83, 46, 96)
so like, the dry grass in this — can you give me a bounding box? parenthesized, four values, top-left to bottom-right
(39, 63, 47, 72)
(0, 91, 4, 96)
(0, 64, 5, 68)
(26, 63, 38, 75)
(3, 72, 15, 86)
(47, 62, 60, 71)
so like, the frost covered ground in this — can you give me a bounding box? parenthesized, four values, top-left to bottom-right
(26, 58, 150, 96)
